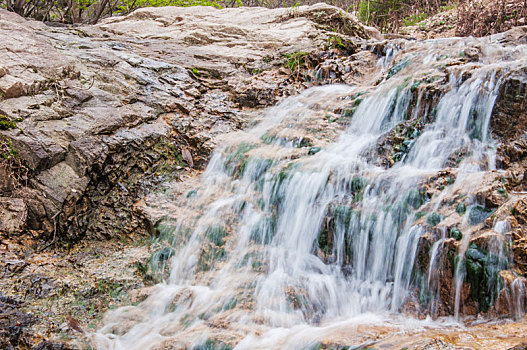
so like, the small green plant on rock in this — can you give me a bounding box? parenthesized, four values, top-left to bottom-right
(326, 35, 346, 50)
(404, 12, 429, 26)
(285, 51, 309, 76)
(414, 211, 428, 220)
(287, 1, 301, 18)
(497, 187, 508, 199)
(0, 114, 21, 130)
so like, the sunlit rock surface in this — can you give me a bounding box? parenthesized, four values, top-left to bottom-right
(0, 4, 377, 241)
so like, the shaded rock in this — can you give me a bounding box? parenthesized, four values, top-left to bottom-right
(492, 68, 527, 141)
(512, 198, 527, 226)
(230, 72, 284, 108)
(0, 164, 16, 196)
(11, 186, 52, 232)
(32, 162, 89, 209)
(0, 197, 26, 233)
(34, 341, 73, 350)
(7, 131, 67, 172)
(65, 136, 108, 176)
(496, 134, 527, 191)
(494, 271, 527, 318)
(0, 295, 35, 349)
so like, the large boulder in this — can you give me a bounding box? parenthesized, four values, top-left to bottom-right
(0, 5, 378, 240)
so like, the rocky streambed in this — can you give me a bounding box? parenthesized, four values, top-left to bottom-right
(0, 3, 527, 350)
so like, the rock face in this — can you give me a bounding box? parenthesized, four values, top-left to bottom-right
(0, 197, 27, 233)
(0, 4, 376, 241)
(492, 67, 527, 141)
(493, 58, 527, 196)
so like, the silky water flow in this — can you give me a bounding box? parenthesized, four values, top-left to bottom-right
(96, 35, 527, 350)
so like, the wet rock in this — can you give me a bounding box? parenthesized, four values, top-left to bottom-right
(462, 46, 482, 62)
(250, 216, 276, 245)
(194, 339, 233, 350)
(433, 239, 463, 316)
(315, 205, 355, 266)
(449, 227, 463, 241)
(492, 68, 527, 141)
(494, 271, 527, 318)
(467, 205, 494, 226)
(415, 232, 434, 272)
(464, 234, 509, 313)
(308, 147, 322, 155)
(426, 212, 444, 226)
(373, 118, 425, 168)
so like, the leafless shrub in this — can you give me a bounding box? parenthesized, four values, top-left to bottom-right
(0, 137, 31, 196)
(457, 0, 527, 37)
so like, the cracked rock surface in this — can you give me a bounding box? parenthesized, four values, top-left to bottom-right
(0, 4, 375, 241)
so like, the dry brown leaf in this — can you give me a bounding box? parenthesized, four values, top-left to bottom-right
(181, 148, 194, 168)
(67, 316, 84, 333)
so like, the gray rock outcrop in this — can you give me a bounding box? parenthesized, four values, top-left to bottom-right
(0, 4, 377, 240)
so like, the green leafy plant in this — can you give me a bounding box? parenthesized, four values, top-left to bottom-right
(285, 51, 309, 74)
(287, 1, 301, 17)
(0, 114, 20, 130)
(404, 12, 428, 26)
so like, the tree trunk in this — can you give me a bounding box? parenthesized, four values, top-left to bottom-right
(91, 0, 110, 24)
(13, 0, 26, 15)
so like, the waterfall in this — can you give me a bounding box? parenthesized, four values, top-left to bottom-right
(96, 36, 527, 350)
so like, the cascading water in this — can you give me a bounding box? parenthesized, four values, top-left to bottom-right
(96, 36, 527, 349)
